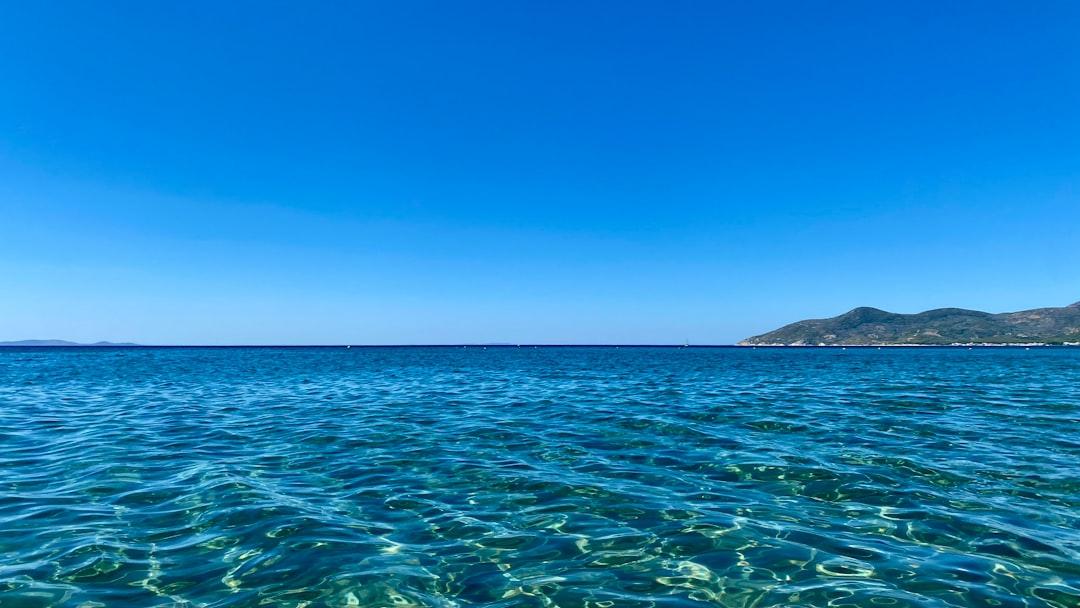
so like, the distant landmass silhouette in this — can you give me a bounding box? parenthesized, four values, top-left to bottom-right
(0, 340, 139, 347)
(742, 301, 1080, 346)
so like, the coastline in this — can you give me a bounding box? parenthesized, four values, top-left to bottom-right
(739, 342, 1080, 347)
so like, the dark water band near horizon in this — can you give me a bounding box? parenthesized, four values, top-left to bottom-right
(1, 347, 1078, 607)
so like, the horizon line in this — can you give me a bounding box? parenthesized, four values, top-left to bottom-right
(1, 343, 1074, 349)
(1, 343, 729, 348)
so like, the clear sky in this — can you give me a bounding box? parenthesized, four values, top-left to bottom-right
(2, 1, 1078, 344)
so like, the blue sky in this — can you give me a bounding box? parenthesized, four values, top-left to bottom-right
(2, 1, 1078, 344)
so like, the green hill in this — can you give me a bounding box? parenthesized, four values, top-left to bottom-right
(741, 301, 1080, 345)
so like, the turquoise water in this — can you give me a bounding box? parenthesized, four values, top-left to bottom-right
(1, 347, 1078, 608)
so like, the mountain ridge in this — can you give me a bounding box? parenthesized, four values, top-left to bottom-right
(742, 301, 1080, 346)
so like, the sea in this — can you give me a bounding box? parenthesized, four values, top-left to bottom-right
(1, 346, 1078, 608)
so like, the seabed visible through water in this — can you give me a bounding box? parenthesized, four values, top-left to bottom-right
(0, 346, 1078, 607)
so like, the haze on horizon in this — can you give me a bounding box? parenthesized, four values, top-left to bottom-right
(2, 1, 1078, 345)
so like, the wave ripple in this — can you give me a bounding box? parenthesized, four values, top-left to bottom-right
(1, 347, 1079, 607)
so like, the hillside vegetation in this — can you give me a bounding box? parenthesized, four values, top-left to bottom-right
(741, 302, 1080, 345)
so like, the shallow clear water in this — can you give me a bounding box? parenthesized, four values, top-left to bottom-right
(1, 347, 1079, 607)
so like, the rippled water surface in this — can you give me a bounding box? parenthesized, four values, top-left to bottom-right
(2, 347, 1079, 607)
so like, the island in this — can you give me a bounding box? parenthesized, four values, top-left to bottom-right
(741, 301, 1080, 346)
(0, 340, 139, 347)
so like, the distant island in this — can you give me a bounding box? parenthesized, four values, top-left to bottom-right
(0, 340, 139, 347)
(741, 301, 1080, 346)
